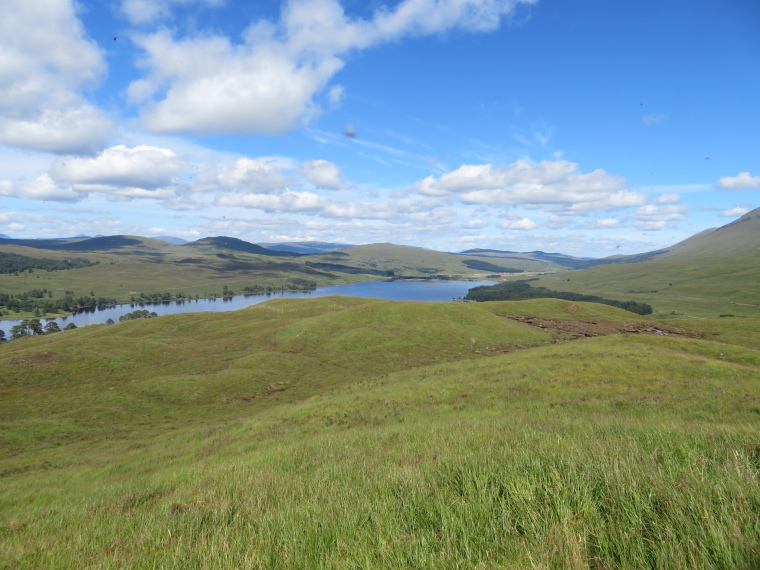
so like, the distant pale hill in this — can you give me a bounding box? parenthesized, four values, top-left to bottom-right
(152, 235, 188, 244)
(258, 241, 354, 254)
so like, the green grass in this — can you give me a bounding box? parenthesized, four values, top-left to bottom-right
(509, 250, 760, 319)
(2, 297, 760, 568)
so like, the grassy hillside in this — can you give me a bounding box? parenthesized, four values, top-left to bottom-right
(497, 250, 760, 319)
(0, 238, 558, 321)
(2, 297, 759, 568)
(315, 243, 561, 276)
(0, 237, 382, 320)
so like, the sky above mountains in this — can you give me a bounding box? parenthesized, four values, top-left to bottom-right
(0, 0, 758, 256)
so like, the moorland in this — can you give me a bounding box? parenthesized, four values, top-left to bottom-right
(1, 209, 759, 568)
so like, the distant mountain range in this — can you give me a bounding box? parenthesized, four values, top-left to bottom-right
(1, 208, 757, 263)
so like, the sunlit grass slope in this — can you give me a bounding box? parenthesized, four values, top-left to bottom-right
(517, 250, 760, 319)
(2, 297, 760, 568)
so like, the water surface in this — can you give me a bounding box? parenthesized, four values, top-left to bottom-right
(0, 280, 493, 331)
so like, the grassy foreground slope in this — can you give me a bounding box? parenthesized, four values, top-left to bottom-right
(1, 297, 760, 568)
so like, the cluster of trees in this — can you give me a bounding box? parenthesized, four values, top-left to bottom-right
(118, 310, 158, 322)
(0, 290, 117, 316)
(0, 252, 97, 274)
(242, 279, 317, 295)
(130, 291, 192, 302)
(1, 319, 77, 340)
(464, 280, 654, 315)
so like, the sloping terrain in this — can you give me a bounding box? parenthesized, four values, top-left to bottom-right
(184, 236, 302, 257)
(499, 209, 760, 318)
(1, 297, 759, 568)
(315, 242, 557, 275)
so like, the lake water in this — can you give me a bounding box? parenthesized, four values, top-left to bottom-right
(0, 280, 494, 331)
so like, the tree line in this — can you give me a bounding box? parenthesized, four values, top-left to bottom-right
(0, 319, 77, 340)
(464, 280, 654, 315)
(0, 252, 97, 274)
(0, 289, 117, 316)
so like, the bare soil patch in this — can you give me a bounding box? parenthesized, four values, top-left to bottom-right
(509, 316, 706, 341)
(6, 351, 59, 368)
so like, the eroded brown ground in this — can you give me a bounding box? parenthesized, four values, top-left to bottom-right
(508, 316, 706, 341)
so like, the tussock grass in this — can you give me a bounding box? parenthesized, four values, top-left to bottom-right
(1, 298, 760, 568)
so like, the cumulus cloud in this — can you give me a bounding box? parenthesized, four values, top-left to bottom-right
(300, 159, 349, 189)
(463, 219, 488, 229)
(50, 145, 185, 189)
(630, 204, 689, 222)
(499, 217, 536, 230)
(721, 205, 751, 217)
(0, 174, 79, 202)
(413, 159, 644, 213)
(130, 0, 536, 135)
(0, 0, 112, 153)
(715, 172, 760, 191)
(652, 193, 680, 204)
(218, 188, 452, 221)
(194, 157, 293, 193)
(583, 218, 621, 229)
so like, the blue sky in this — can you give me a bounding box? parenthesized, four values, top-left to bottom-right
(0, 0, 758, 256)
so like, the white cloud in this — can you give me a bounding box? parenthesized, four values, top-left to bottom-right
(50, 145, 185, 189)
(463, 219, 488, 229)
(0, 174, 79, 202)
(721, 205, 751, 217)
(121, 0, 223, 24)
(195, 157, 293, 193)
(630, 204, 688, 222)
(0, 0, 112, 153)
(130, 0, 536, 135)
(635, 220, 667, 231)
(716, 172, 760, 191)
(300, 159, 349, 189)
(327, 85, 345, 108)
(219, 189, 327, 212)
(413, 159, 644, 213)
(499, 217, 536, 230)
(545, 214, 570, 229)
(8, 222, 25, 231)
(0, 211, 21, 223)
(584, 218, 621, 229)
(652, 193, 680, 204)
(217, 187, 453, 221)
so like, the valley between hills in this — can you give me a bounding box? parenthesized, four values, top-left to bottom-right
(1, 209, 759, 568)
